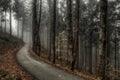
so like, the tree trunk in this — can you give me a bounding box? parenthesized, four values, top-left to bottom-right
(98, 0, 108, 80)
(0, 12, 2, 30)
(114, 28, 117, 80)
(32, 0, 42, 55)
(47, 0, 53, 61)
(52, 0, 57, 64)
(71, 0, 80, 71)
(10, 5, 12, 35)
(32, 0, 38, 52)
(35, 0, 42, 56)
(66, 0, 73, 69)
(17, 19, 19, 37)
(5, 10, 7, 32)
(22, 18, 24, 40)
(79, 35, 84, 71)
(89, 31, 93, 74)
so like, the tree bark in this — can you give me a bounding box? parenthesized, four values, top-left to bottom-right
(22, 18, 24, 40)
(66, 0, 73, 69)
(17, 19, 19, 37)
(71, 0, 80, 71)
(32, 0, 37, 52)
(98, 0, 108, 79)
(10, 5, 12, 35)
(52, 0, 57, 64)
(47, 0, 53, 61)
(32, 0, 42, 55)
(89, 31, 93, 74)
(5, 10, 7, 32)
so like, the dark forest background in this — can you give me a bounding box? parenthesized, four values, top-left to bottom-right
(0, 0, 120, 80)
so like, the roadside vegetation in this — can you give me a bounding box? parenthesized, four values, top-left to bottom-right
(0, 31, 36, 80)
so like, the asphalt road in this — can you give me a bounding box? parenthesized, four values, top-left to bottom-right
(16, 44, 85, 80)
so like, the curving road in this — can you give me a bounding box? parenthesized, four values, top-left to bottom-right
(16, 44, 85, 80)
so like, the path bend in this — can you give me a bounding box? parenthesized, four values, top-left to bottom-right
(16, 44, 85, 80)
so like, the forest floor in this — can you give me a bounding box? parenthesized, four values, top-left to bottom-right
(0, 31, 37, 80)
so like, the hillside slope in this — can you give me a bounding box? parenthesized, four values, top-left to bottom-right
(0, 31, 36, 80)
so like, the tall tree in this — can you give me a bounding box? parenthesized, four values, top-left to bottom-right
(9, 1, 12, 35)
(34, 0, 42, 55)
(13, 0, 23, 37)
(0, 0, 11, 32)
(47, 0, 53, 61)
(71, 0, 80, 71)
(52, 0, 57, 64)
(32, 0, 42, 55)
(32, 0, 37, 52)
(66, 0, 73, 67)
(98, 0, 108, 79)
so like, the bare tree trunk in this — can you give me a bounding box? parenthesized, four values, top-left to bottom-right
(47, 0, 53, 61)
(36, 0, 42, 56)
(89, 31, 93, 74)
(0, 11, 2, 29)
(10, 5, 12, 35)
(32, 0, 38, 52)
(22, 18, 24, 40)
(114, 28, 117, 80)
(17, 19, 19, 37)
(52, 0, 57, 64)
(98, 0, 108, 80)
(5, 10, 7, 32)
(60, 36, 62, 62)
(66, 0, 73, 68)
(32, 0, 42, 55)
(79, 35, 84, 71)
(71, 0, 80, 71)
